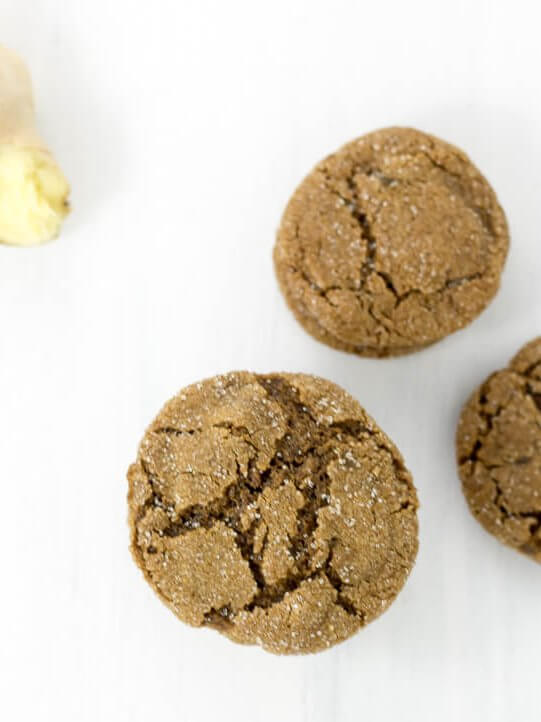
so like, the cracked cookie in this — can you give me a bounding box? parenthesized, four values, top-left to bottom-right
(457, 338, 541, 561)
(274, 127, 509, 357)
(127, 371, 419, 654)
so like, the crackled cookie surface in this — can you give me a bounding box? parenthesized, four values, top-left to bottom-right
(274, 127, 509, 357)
(457, 338, 541, 561)
(128, 372, 418, 654)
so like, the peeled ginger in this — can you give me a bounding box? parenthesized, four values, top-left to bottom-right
(0, 46, 70, 246)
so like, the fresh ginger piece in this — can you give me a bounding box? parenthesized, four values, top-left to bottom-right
(0, 145, 69, 245)
(0, 46, 70, 246)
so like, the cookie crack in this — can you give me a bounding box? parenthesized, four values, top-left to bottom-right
(490, 475, 513, 520)
(202, 606, 234, 630)
(154, 427, 198, 436)
(211, 422, 261, 455)
(154, 423, 262, 454)
(344, 171, 377, 289)
(520, 360, 541, 380)
(152, 454, 270, 539)
(291, 209, 410, 348)
(525, 384, 541, 413)
(519, 513, 541, 554)
(317, 165, 382, 295)
(458, 384, 505, 466)
(324, 539, 364, 619)
(239, 377, 369, 613)
(444, 273, 482, 289)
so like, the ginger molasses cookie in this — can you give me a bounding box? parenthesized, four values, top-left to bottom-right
(457, 338, 541, 561)
(274, 127, 509, 357)
(128, 371, 418, 654)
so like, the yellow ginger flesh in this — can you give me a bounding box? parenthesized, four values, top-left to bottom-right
(0, 144, 69, 246)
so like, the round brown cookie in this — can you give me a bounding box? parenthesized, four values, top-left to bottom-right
(457, 338, 541, 561)
(274, 126, 509, 357)
(128, 371, 418, 654)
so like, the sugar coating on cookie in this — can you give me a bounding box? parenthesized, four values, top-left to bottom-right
(274, 127, 509, 357)
(457, 338, 541, 561)
(128, 372, 419, 654)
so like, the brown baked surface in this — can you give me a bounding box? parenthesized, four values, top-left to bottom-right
(128, 371, 418, 654)
(457, 337, 541, 561)
(274, 127, 509, 357)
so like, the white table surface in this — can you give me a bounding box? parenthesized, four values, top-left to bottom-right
(1, 1, 540, 720)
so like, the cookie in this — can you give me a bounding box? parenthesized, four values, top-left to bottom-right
(457, 338, 541, 561)
(274, 127, 509, 357)
(128, 371, 418, 654)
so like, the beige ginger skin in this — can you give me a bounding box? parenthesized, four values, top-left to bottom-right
(0, 46, 70, 246)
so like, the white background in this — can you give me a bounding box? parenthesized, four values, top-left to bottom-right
(1, 1, 540, 720)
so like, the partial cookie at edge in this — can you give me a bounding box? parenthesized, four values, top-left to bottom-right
(456, 337, 541, 561)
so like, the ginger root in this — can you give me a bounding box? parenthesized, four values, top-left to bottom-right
(0, 46, 70, 246)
